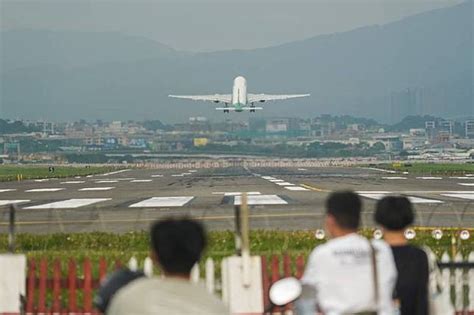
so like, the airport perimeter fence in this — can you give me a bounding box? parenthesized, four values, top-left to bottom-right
(21, 251, 474, 315)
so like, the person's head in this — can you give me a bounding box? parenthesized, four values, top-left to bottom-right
(150, 217, 206, 277)
(374, 196, 414, 232)
(324, 191, 362, 238)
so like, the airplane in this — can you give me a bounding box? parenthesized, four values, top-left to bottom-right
(169, 76, 310, 113)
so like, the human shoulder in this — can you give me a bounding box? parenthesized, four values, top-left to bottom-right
(107, 278, 160, 313)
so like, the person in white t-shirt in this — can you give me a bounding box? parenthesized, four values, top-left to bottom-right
(299, 191, 397, 315)
(107, 218, 229, 315)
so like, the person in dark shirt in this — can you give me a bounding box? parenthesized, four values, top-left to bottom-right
(374, 196, 429, 315)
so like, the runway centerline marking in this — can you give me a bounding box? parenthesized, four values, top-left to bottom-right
(95, 180, 118, 183)
(285, 186, 310, 191)
(458, 183, 474, 186)
(24, 198, 111, 209)
(79, 187, 115, 191)
(26, 188, 65, 192)
(0, 200, 30, 206)
(381, 177, 407, 180)
(416, 177, 443, 180)
(300, 184, 330, 193)
(61, 181, 85, 184)
(100, 169, 130, 176)
(129, 196, 194, 208)
(0, 189, 16, 193)
(130, 179, 153, 183)
(234, 195, 287, 206)
(151, 175, 163, 178)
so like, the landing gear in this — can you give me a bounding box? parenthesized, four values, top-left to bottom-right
(250, 102, 255, 113)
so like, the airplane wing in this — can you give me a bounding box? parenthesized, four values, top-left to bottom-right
(168, 94, 232, 104)
(247, 93, 310, 103)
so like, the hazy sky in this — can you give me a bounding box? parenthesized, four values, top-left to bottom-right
(0, 0, 463, 52)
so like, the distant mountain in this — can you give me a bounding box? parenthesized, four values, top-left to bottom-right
(1, 1, 472, 122)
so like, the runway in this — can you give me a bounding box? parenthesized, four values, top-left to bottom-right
(0, 166, 473, 233)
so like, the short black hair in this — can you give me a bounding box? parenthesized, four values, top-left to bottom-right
(150, 218, 206, 274)
(374, 196, 414, 230)
(325, 191, 362, 229)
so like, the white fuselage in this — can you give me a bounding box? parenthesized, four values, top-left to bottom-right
(231, 76, 247, 106)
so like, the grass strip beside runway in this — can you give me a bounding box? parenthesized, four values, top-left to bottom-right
(379, 162, 474, 175)
(1, 229, 472, 264)
(0, 165, 119, 181)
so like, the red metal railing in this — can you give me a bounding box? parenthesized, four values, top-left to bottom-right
(25, 257, 109, 315)
(19, 255, 474, 315)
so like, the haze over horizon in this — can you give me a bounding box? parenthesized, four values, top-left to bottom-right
(1, 0, 464, 52)
(0, 0, 472, 123)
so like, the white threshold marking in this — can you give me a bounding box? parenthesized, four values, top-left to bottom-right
(79, 187, 115, 191)
(358, 193, 386, 200)
(458, 183, 474, 186)
(26, 188, 65, 192)
(131, 179, 152, 183)
(25, 198, 111, 209)
(407, 197, 443, 204)
(0, 200, 30, 206)
(151, 175, 163, 178)
(261, 176, 276, 180)
(34, 179, 49, 182)
(222, 192, 261, 196)
(234, 195, 287, 206)
(416, 177, 442, 180)
(275, 182, 295, 186)
(212, 192, 261, 196)
(358, 193, 443, 204)
(100, 169, 130, 176)
(359, 190, 474, 194)
(129, 196, 194, 208)
(364, 167, 397, 174)
(95, 180, 119, 183)
(61, 181, 85, 184)
(441, 194, 474, 200)
(442, 194, 474, 200)
(285, 186, 310, 191)
(381, 177, 407, 180)
(269, 179, 284, 182)
(0, 189, 16, 193)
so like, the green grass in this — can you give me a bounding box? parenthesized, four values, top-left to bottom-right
(0, 165, 120, 181)
(2, 229, 472, 266)
(3, 229, 472, 308)
(378, 162, 474, 175)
